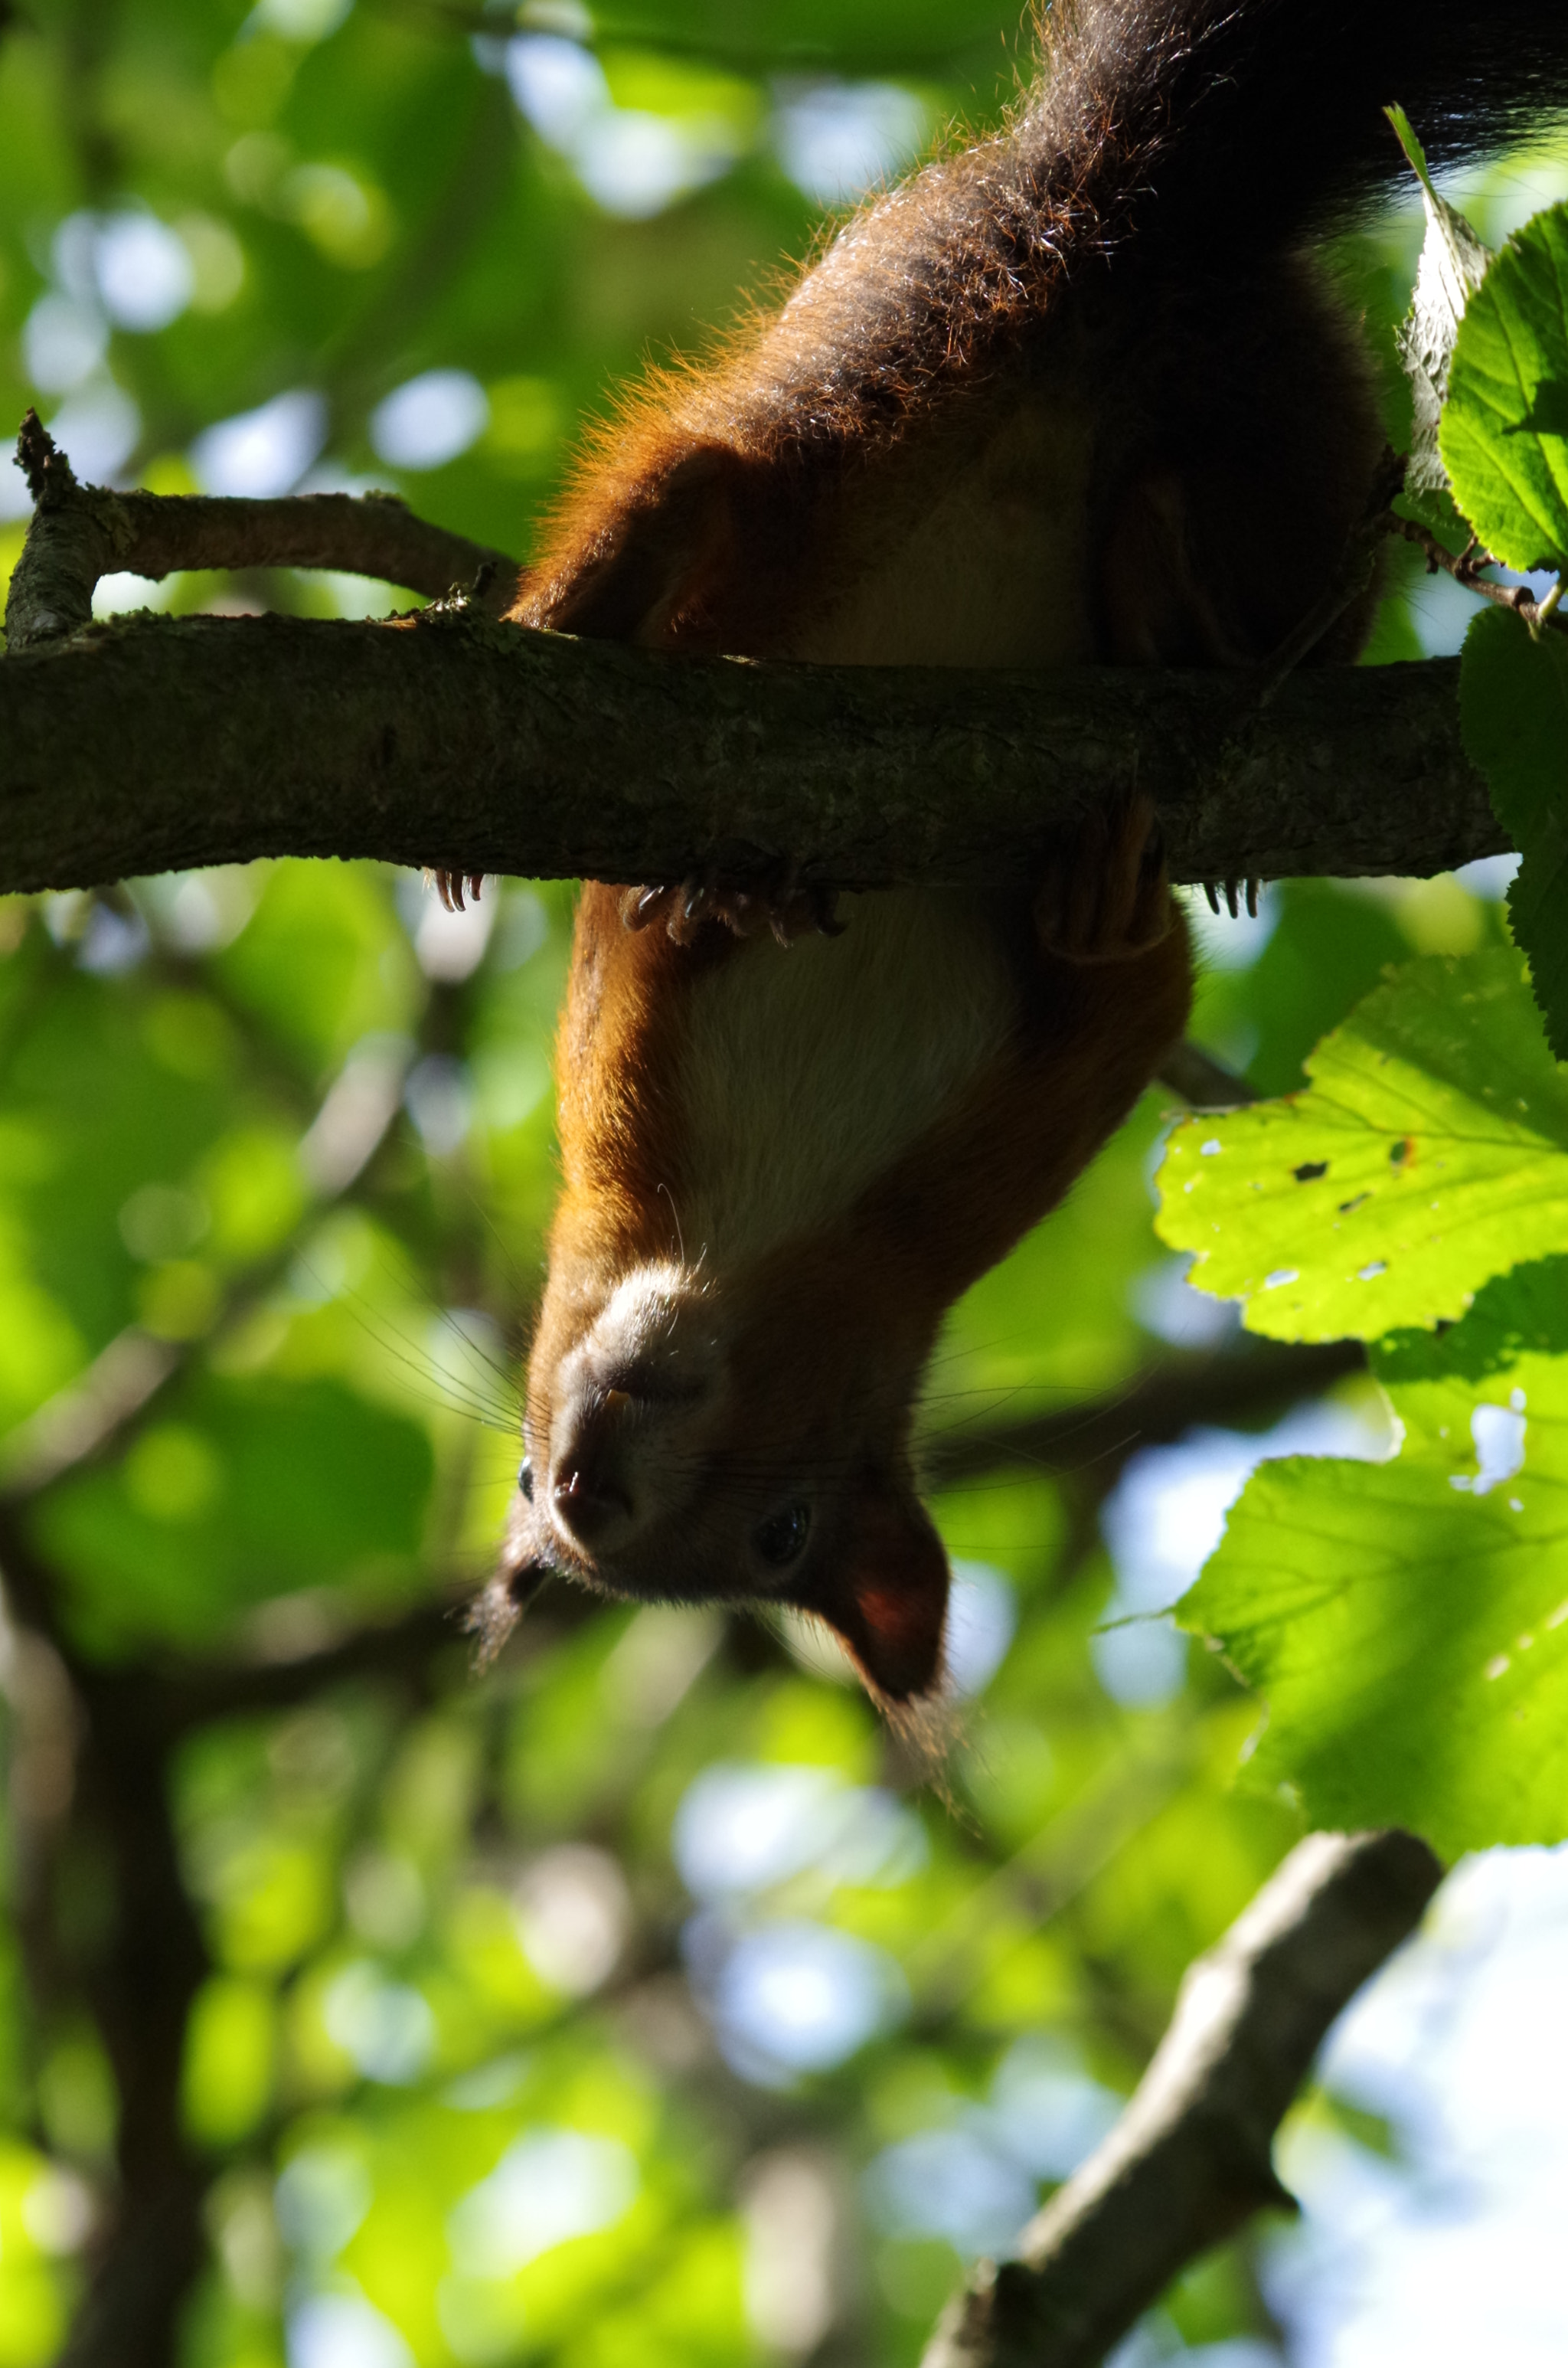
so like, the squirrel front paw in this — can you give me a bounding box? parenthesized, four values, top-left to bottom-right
(1034, 796, 1173, 963)
(620, 873, 844, 947)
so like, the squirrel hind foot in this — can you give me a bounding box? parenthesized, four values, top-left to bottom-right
(619, 873, 844, 947)
(426, 868, 485, 914)
(1034, 795, 1173, 964)
(1199, 876, 1265, 919)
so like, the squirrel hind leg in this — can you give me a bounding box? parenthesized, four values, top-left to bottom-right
(1034, 795, 1173, 964)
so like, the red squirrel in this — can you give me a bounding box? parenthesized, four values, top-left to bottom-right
(469, 0, 1568, 1702)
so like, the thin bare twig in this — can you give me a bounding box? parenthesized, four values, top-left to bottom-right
(5, 413, 517, 649)
(1384, 509, 1566, 633)
(923, 1828, 1443, 2368)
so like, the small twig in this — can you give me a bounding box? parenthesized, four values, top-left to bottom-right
(1530, 578, 1563, 638)
(5, 413, 519, 649)
(922, 1828, 1443, 2368)
(17, 406, 78, 505)
(1385, 510, 1567, 633)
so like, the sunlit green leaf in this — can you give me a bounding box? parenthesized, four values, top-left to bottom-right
(1387, 102, 1494, 502)
(1442, 201, 1568, 570)
(1158, 949, 1568, 1340)
(1461, 602, 1568, 1055)
(1182, 1258, 1568, 1854)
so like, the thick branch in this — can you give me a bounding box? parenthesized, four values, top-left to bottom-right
(0, 1514, 211, 2368)
(59, 1662, 211, 2368)
(922, 1828, 1443, 2368)
(0, 607, 1500, 895)
(5, 412, 514, 646)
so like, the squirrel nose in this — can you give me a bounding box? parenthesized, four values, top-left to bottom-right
(550, 1460, 632, 1547)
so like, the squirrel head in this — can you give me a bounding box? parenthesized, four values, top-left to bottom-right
(501, 1252, 950, 1702)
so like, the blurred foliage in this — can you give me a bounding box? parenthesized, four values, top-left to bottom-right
(0, 0, 1563, 2363)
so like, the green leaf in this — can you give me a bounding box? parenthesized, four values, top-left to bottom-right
(1460, 603, 1568, 1055)
(1442, 200, 1568, 571)
(1156, 948, 1568, 1342)
(1181, 1258, 1568, 1855)
(1387, 103, 1494, 502)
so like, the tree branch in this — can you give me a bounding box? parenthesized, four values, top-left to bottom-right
(1385, 512, 1566, 633)
(0, 1514, 212, 2368)
(0, 604, 1501, 896)
(5, 410, 514, 647)
(925, 1339, 1363, 1490)
(0, 421, 1507, 894)
(922, 1827, 1443, 2368)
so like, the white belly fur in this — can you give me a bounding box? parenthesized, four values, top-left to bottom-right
(673, 887, 1018, 1267)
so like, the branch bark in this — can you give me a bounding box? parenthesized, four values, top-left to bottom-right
(1, 424, 1505, 895)
(921, 1827, 1443, 2368)
(5, 410, 514, 646)
(0, 607, 1501, 897)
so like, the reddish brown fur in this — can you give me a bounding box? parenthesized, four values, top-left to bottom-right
(515, 860, 1190, 1697)
(487, 0, 1568, 1698)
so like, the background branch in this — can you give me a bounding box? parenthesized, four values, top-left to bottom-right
(922, 1828, 1443, 2368)
(0, 1516, 211, 2368)
(925, 1338, 1364, 1491)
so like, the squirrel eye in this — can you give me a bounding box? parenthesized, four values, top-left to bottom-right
(518, 1456, 534, 1501)
(753, 1500, 811, 1567)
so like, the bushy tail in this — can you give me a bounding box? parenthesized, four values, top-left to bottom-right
(1028, 0, 1568, 265)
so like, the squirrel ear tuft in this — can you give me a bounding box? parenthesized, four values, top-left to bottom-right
(809, 1486, 950, 1702)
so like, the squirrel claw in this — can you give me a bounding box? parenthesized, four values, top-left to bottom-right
(619, 872, 843, 947)
(1034, 796, 1172, 963)
(1199, 876, 1264, 920)
(428, 868, 485, 914)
